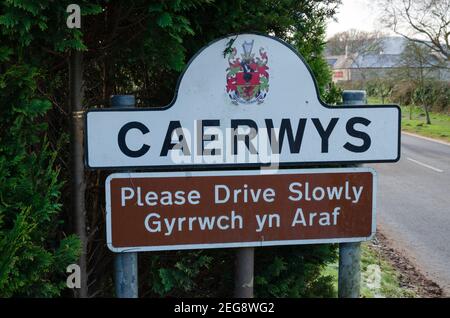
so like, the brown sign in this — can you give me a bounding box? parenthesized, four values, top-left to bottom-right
(106, 168, 376, 252)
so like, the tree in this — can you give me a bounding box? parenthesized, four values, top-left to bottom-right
(373, 78, 394, 104)
(0, 0, 97, 297)
(326, 29, 385, 82)
(379, 0, 450, 61)
(327, 29, 384, 56)
(292, 12, 335, 97)
(0, 63, 81, 297)
(397, 41, 445, 124)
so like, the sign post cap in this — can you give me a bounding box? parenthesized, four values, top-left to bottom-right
(111, 95, 135, 108)
(342, 90, 367, 105)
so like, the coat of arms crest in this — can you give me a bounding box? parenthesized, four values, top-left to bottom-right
(226, 40, 269, 105)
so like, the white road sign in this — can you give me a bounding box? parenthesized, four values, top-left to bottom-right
(85, 33, 400, 170)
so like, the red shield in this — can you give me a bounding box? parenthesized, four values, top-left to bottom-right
(226, 42, 269, 105)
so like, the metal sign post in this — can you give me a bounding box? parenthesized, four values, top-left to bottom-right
(111, 95, 138, 298)
(338, 242, 361, 298)
(235, 247, 254, 298)
(338, 90, 367, 298)
(69, 50, 88, 298)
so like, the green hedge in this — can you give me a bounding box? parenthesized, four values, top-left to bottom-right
(0, 64, 80, 297)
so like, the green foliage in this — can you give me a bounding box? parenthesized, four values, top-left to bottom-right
(323, 82, 343, 105)
(255, 245, 337, 297)
(146, 250, 220, 297)
(293, 21, 333, 97)
(322, 241, 418, 298)
(144, 246, 337, 298)
(0, 0, 102, 51)
(389, 81, 415, 106)
(367, 78, 449, 113)
(0, 64, 80, 297)
(366, 79, 394, 104)
(359, 242, 415, 298)
(401, 105, 450, 142)
(0, 1, 81, 296)
(413, 81, 438, 107)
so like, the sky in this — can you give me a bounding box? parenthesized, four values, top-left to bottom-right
(326, 0, 386, 39)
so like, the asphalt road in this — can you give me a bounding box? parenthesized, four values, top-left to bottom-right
(368, 133, 450, 295)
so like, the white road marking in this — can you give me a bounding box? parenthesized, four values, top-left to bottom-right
(407, 157, 444, 173)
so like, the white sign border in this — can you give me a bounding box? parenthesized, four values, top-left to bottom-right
(105, 167, 377, 253)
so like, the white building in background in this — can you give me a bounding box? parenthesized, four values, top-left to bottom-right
(326, 37, 450, 83)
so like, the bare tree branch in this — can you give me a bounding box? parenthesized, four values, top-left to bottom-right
(378, 0, 450, 60)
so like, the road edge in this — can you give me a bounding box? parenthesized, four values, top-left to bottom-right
(402, 131, 450, 147)
(372, 231, 444, 298)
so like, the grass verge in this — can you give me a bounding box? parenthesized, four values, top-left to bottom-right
(400, 106, 450, 143)
(367, 97, 450, 143)
(322, 241, 416, 298)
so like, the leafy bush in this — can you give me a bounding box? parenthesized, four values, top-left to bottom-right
(0, 0, 83, 296)
(323, 82, 343, 105)
(362, 79, 393, 103)
(430, 81, 450, 113)
(141, 245, 337, 298)
(390, 81, 416, 106)
(335, 80, 366, 91)
(0, 64, 80, 297)
(369, 79, 449, 114)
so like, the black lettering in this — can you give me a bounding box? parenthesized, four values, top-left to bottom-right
(344, 117, 371, 153)
(160, 121, 191, 156)
(231, 119, 258, 155)
(117, 121, 150, 158)
(198, 119, 220, 156)
(312, 118, 339, 153)
(265, 118, 307, 154)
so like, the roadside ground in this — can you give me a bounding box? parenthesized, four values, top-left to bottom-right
(322, 96, 449, 297)
(323, 232, 443, 298)
(400, 106, 450, 143)
(366, 97, 450, 143)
